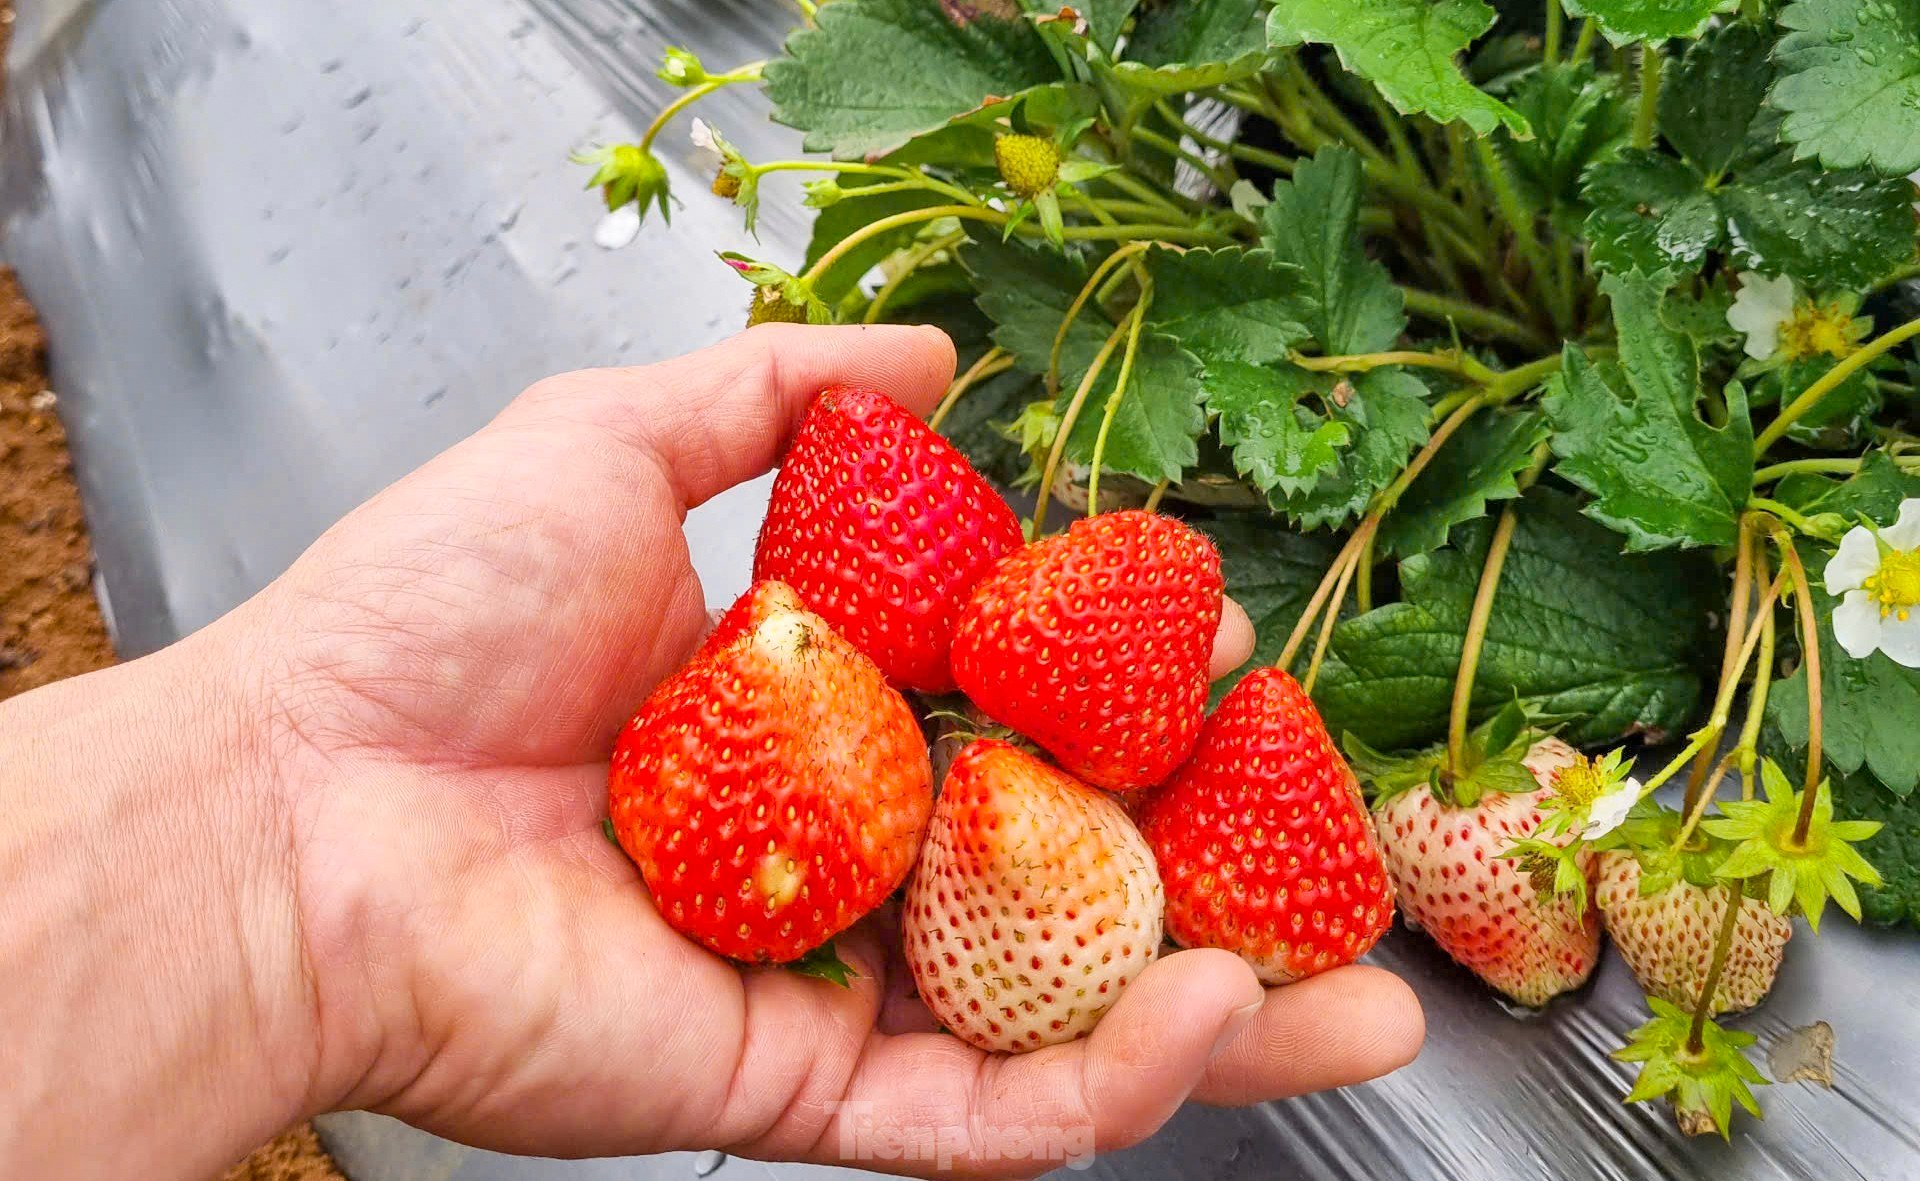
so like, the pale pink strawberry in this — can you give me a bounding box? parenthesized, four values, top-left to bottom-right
(1596, 852, 1790, 1015)
(1372, 737, 1601, 1006)
(903, 739, 1163, 1053)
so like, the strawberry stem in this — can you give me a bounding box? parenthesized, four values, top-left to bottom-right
(1031, 317, 1130, 539)
(1086, 283, 1155, 516)
(1302, 518, 1373, 694)
(928, 347, 1013, 432)
(1685, 517, 1755, 816)
(1773, 535, 1825, 844)
(863, 229, 969, 324)
(1049, 241, 1153, 395)
(1688, 885, 1746, 1053)
(1447, 505, 1520, 777)
(1276, 519, 1375, 673)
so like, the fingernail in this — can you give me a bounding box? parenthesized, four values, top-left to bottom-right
(1209, 998, 1264, 1060)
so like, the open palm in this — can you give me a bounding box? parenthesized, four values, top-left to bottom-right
(237, 324, 1423, 1175)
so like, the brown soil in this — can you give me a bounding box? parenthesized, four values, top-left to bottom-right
(1, 7, 343, 1179)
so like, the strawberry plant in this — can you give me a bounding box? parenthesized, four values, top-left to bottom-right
(592, 0, 1920, 1140)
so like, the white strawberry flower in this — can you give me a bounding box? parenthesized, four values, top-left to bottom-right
(1825, 498, 1920, 667)
(690, 117, 721, 162)
(1726, 272, 1796, 361)
(1581, 774, 1640, 840)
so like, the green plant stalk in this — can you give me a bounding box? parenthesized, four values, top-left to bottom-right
(639, 62, 766, 151)
(1688, 885, 1747, 1052)
(1292, 349, 1498, 383)
(1775, 536, 1825, 841)
(1143, 479, 1170, 513)
(1366, 89, 1429, 186)
(800, 205, 1229, 293)
(1128, 126, 1238, 192)
(1756, 316, 1920, 454)
(1635, 573, 1784, 805)
(752, 160, 975, 205)
(1473, 137, 1574, 334)
(1735, 602, 1776, 803)
(1571, 20, 1598, 64)
(1632, 44, 1663, 151)
(1094, 168, 1197, 217)
(1447, 505, 1521, 775)
(1753, 456, 1864, 484)
(1277, 517, 1377, 673)
(1685, 519, 1755, 815)
(1401, 288, 1553, 351)
(1869, 260, 1920, 293)
(928, 347, 1012, 431)
(1544, 0, 1565, 62)
(1302, 526, 1367, 694)
(1277, 57, 1393, 172)
(862, 229, 967, 324)
(1032, 319, 1129, 540)
(1748, 496, 1830, 538)
(1086, 286, 1153, 517)
(1049, 241, 1152, 394)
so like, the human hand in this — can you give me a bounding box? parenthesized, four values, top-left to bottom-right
(1, 325, 1423, 1179)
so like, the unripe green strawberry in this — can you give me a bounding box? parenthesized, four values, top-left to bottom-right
(1596, 851, 1790, 1015)
(994, 133, 1062, 199)
(747, 286, 810, 326)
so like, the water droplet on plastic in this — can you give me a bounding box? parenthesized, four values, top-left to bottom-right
(693, 1150, 728, 1176)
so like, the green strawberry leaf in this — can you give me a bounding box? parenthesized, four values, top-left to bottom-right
(1266, 0, 1528, 136)
(1543, 273, 1753, 551)
(1562, 0, 1738, 45)
(1113, 0, 1270, 95)
(765, 0, 1062, 158)
(1200, 515, 1343, 698)
(965, 237, 1208, 486)
(1206, 363, 1353, 497)
(1057, 331, 1210, 485)
(1314, 489, 1719, 751)
(1260, 147, 1407, 355)
(1767, 571, 1920, 798)
(1272, 369, 1433, 529)
(1658, 20, 1775, 180)
(1581, 150, 1723, 277)
(1377, 405, 1550, 559)
(787, 940, 857, 987)
(1773, 0, 1920, 177)
(1493, 61, 1630, 223)
(1716, 155, 1918, 292)
(1142, 247, 1310, 365)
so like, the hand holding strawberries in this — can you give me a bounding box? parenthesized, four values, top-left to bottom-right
(0, 324, 1422, 1181)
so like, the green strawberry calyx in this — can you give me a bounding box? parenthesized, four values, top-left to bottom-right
(1701, 759, 1884, 932)
(1348, 698, 1545, 810)
(1613, 999, 1769, 1140)
(785, 940, 856, 988)
(721, 252, 832, 326)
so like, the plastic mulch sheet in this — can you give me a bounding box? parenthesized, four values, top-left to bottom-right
(4, 3, 1918, 1178)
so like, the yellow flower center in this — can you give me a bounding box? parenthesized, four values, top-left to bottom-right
(1552, 759, 1606, 811)
(1865, 548, 1920, 620)
(1778, 301, 1856, 361)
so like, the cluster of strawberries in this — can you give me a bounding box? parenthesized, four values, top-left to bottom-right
(604, 385, 1785, 1052)
(607, 385, 1399, 1051)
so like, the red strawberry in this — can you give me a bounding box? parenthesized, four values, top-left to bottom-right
(610, 580, 934, 964)
(1372, 738, 1601, 1006)
(754, 385, 1024, 693)
(1140, 669, 1394, 983)
(904, 739, 1163, 1052)
(1596, 852, 1790, 1015)
(950, 511, 1223, 792)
